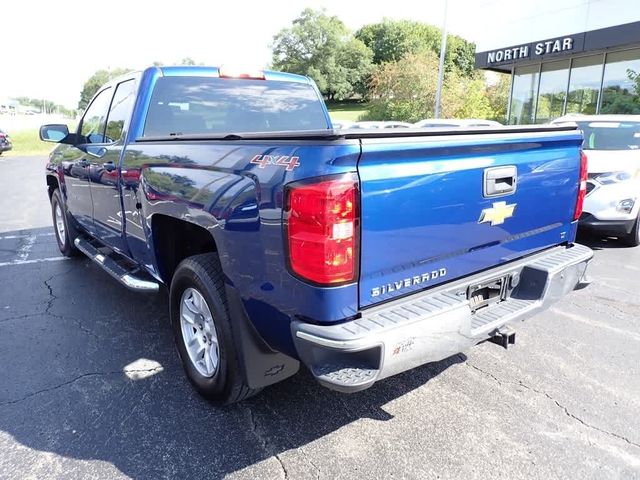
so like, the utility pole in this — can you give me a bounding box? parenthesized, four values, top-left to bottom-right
(434, 0, 448, 119)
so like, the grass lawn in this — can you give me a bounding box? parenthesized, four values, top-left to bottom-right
(4, 129, 54, 156)
(326, 101, 370, 122)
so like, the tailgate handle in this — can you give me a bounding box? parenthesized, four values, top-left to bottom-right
(484, 166, 517, 197)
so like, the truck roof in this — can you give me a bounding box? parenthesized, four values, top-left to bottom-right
(156, 66, 311, 84)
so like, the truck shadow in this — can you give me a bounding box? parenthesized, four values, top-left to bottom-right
(576, 230, 631, 250)
(0, 227, 465, 479)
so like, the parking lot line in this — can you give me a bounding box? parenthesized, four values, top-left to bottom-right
(0, 257, 69, 268)
(0, 232, 55, 240)
(16, 235, 36, 261)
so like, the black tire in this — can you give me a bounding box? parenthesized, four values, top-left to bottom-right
(50, 189, 79, 257)
(621, 215, 640, 247)
(170, 253, 259, 405)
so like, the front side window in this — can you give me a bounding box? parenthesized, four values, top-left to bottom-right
(143, 76, 329, 137)
(81, 88, 113, 143)
(105, 80, 136, 143)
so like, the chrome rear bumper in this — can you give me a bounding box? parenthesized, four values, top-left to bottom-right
(292, 244, 593, 393)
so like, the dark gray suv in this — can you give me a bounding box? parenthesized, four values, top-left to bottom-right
(0, 129, 12, 155)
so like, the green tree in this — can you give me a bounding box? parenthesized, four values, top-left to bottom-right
(364, 52, 440, 122)
(78, 68, 131, 110)
(484, 73, 511, 122)
(271, 8, 373, 100)
(441, 71, 492, 119)
(355, 19, 476, 76)
(14, 97, 76, 117)
(178, 57, 205, 66)
(364, 52, 494, 122)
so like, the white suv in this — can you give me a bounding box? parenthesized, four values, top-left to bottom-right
(552, 115, 640, 246)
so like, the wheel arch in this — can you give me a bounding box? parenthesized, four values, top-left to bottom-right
(151, 213, 220, 284)
(46, 174, 60, 200)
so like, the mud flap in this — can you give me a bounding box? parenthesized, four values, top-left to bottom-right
(225, 285, 300, 389)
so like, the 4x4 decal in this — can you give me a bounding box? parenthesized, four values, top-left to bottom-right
(250, 155, 300, 171)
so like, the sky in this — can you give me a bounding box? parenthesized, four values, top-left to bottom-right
(0, 0, 603, 108)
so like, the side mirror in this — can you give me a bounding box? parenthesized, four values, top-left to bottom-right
(86, 146, 107, 158)
(40, 124, 70, 143)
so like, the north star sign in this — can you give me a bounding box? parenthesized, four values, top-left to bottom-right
(486, 36, 575, 64)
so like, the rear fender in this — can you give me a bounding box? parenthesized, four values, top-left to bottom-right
(142, 168, 300, 388)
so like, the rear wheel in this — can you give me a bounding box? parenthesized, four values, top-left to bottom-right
(170, 253, 259, 404)
(621, 215, 640, 247)
(50, 189, 79, 256)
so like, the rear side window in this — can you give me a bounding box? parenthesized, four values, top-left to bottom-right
(143, 77, 329, 137)
(105, 79, 136, 143)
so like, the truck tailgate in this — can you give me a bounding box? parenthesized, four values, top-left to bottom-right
(357, 128, 583, 308)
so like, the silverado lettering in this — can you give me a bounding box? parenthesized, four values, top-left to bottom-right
(371, 268, 448, 297)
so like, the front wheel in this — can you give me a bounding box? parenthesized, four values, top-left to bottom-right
(621, 215, 640, 247)
(50, 189, 79, 256)
(170, 253, 259, 405)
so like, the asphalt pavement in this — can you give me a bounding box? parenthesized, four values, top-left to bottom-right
(0, 155, 639, 479)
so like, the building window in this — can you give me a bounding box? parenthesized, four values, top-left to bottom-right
(565, 55, 603, 115)
(535, 61, 570, 123)
(509, 65, 539, 125)
(600, 48, 640, 114)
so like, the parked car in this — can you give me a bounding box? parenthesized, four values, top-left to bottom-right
(0, 129, 12, 155)
(330, 120, 356, 129)
(40, 66, 591, 404)
(414, 118, 503, 128)
(380, 121, 412, 129)
(552, 114, 640, 246)
(346, 121, 413, 129)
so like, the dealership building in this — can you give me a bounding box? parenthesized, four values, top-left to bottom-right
(474, 0, 640, 124)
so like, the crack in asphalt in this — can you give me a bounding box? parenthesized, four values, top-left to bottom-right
(0, 367, 165, 407)
(298, 446, 321, 480)
(244, 405, 289, 480)
(0, 312, 43, 324)
(0, 268, 77, 326)
(42, 268, 101, 339)
(465, 362, 640, 450)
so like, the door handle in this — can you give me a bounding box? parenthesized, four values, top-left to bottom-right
(102, 161, 117, 172)
(484, 166, 517, 197)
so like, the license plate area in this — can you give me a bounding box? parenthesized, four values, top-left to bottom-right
(468, 275, 509, 313)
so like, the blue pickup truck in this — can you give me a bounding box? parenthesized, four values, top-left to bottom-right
(40, 66, 593, 404)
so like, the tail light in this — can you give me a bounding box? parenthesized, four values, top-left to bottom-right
(284, 173, 359, 285)
(574, 150, 588, 221)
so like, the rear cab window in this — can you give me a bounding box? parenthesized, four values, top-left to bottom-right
(143, 76, 329, 137)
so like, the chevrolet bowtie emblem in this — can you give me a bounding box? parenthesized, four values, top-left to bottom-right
(478, 201, 516, 226)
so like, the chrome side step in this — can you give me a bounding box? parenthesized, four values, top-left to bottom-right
(74, 238, 159, 293)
